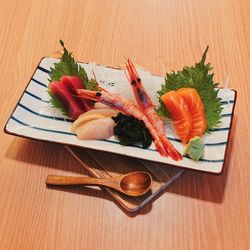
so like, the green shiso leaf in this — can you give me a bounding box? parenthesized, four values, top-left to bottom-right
(157, 46, 223, 132)
(48, 40, 98, 115)
(47, 90, 68, 116)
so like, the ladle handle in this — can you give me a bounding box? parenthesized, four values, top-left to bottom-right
(46, 175, 118, 189)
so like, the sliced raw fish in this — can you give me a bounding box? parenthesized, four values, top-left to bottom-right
(75, 118, 115, 140)
(71, 113, 105, 132)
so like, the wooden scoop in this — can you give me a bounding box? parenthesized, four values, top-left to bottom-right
(46, 171, 152, 197)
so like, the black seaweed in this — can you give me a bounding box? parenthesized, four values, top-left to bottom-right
(112, 113, 152, 149)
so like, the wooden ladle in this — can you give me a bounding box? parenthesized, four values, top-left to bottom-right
(46, 171, 152, 197)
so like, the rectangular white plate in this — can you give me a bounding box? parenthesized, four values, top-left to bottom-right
(4, 58, 237, 174)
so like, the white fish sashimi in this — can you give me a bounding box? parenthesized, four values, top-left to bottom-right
(75, 117, 115, 140)
(80, 107, 119, 117)
(71, 114, 105, 132)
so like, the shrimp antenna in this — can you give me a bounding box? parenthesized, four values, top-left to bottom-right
(124, 68, 130, 82)
(92, 69, 97, 81)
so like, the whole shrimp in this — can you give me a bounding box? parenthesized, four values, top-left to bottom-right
(77, 89, 178, 159)
(125, 59, 182, 160)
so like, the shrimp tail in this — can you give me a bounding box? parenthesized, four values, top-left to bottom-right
(161, 136, 183, 161)
(154, 140, 169, 157)
(155, 137, 182, 160)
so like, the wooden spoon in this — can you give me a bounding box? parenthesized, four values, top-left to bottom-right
(46, 171, 152, 197)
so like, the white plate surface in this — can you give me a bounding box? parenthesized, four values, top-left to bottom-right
(5, 58, 237, 173)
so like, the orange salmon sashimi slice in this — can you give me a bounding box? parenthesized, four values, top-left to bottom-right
(176, 88, 207, 138)
(161, 91, 192, 144)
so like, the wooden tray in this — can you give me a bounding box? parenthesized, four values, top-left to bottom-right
(65, 145, 184, 213)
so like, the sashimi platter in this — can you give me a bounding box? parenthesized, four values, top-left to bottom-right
(5, 41, 236, 173)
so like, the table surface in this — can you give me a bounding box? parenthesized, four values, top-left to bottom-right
(1, 0, 249, 249)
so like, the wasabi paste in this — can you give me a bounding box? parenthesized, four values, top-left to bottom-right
(185, 136, 205, 161)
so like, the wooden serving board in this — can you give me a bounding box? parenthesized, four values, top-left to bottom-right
(66, 145, 184, 213)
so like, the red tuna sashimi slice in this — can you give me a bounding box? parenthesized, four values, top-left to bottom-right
(60, 76, 94, 111)
(161, 91, 192, 144)
(49, 81, 85, 120)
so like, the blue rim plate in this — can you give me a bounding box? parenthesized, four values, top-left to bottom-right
(4, 58, 237, 174)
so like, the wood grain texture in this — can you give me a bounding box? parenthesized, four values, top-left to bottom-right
(0, 0, 249, 249)
(66, 146, 183, 212)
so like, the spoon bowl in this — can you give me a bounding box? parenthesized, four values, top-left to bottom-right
(46, 171, 152, 197)
(119, 171, 152, 196)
